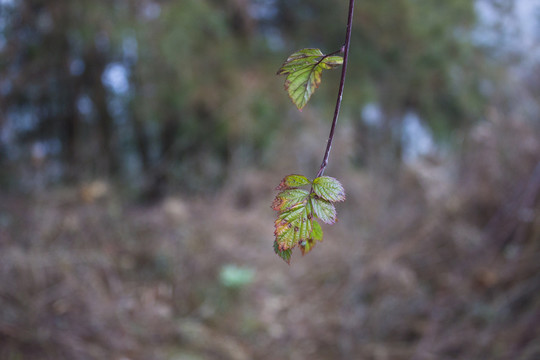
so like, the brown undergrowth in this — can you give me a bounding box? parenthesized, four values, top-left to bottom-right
(0, 116, 539, 360)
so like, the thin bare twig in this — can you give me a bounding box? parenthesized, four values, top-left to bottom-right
(316, 0, 355, 178)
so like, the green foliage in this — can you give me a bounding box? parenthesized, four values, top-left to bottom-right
(277, 48, 343, 110)
(272, 2, 352, 263)
(276, 174, 310, 189)
(312, 176, 346, 202)
(272, 175, 345, 263)
(311, 197, 337, 225)
(271, 189, 310, 212)
(351, 0, 484, 138)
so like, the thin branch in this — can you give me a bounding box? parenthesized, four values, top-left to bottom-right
(316, 0, 355, 178)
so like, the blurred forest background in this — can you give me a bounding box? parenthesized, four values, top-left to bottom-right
(1, 0, 540, 359)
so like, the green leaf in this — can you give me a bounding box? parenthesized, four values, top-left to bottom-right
(312, 176, 346, 202)
(277, 204, 307, 224)
(311, 220, 323, 242)
(276, 174, 311, 190)
(271, 189, 309, 212)
(298, 199, 313, 241)
(311, 197, 337, 224)
(272, 176, 317, 263)
(274, 240, 292, 264)
(274, 199, 312, 250)
(299, 218, 324, 256)
(277, 48, 343, 110)
(275, 222, 297, 250)
(272, 174, 345, 262)
(300, 239, 315, 255)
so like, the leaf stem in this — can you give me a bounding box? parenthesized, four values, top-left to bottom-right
(316, 0, 355, 178)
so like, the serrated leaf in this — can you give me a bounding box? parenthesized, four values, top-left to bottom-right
(272, 174, 345, 262)
(312, 176, 346, 202)
(271, 189, 309, 211)
(299, 213, 324, 255)
(276, 174, 311, 190)
(312, 220, 323, 242)
(299, 200, 313, 241)
(320, 56, 344, 67)
(276, 224, 297, 250)
(274, 240, 292, 264)
(274, 218, 292, 238)
(275, 201, 312, 249)
(311, 197, 337, 224)
(277, 48, 343, 110)
(300, 239, 315, 256)
(278, 204, 307, 223)
(272, 176, 317, 262)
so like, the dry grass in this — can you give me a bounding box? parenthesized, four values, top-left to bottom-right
(1, 115, 539, 360)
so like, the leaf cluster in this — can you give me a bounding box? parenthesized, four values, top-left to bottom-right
(271, 175, 345, 263)
(277, 48, 343, 110)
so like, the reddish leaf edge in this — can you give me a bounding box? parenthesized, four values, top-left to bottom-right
(272, 174, 345, 263)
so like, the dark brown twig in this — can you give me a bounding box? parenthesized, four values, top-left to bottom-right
(316, 0, 355, 178)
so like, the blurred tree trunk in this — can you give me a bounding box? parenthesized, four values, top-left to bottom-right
(132, 114, 151, 174)
(59, 94, 79, 181)
(212, 0, 255, 38)
(85, 47, 119, 176)
(50, 20, 80, 181)
(160, 115, 179, 162)
(139, 114, 180, 202)
(154, 115, 180, 195)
